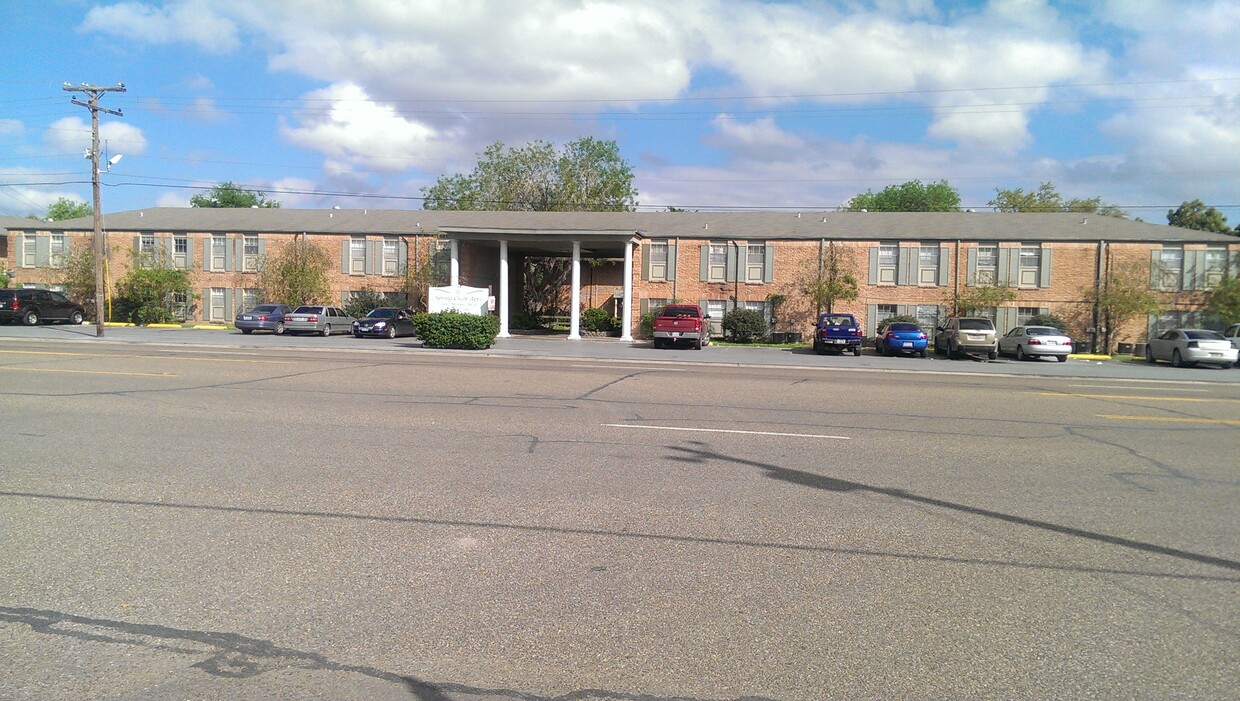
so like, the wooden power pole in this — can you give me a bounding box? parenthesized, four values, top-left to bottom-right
(63, 82, 125, 337)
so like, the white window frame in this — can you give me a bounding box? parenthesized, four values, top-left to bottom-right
(22, 234, 36, 267)
(918, 246, 940, 285)
(708, 243, 728, 282)
(382, 236, 398, 276)
(746, 244, 766, 283)
(1156, 248, 1183, 291)
(1204, 248, 1226, 289)
(649, 242, 668, 281)
(1016, 306, 1040, 325)
(243, 235, 259, 272)
(915, 305, 940, 333)
(207, 287, 227, 322)
(174, 235, 189, 269)
(211, 235, 227, 272)
(976, 245, 998, 285)
(1018, 245, 1041, 287)
(50, 234, 67, 269)
(877, 244, 898, 285)
(350, 237, 366, 274)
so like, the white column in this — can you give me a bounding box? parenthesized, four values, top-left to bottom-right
(568, 241, 582, 340)
(621, 240, 634, 341)
(450, 239, 460, 286)
(497, 240, 510, 338)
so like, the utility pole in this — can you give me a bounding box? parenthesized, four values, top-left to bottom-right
(64, 82, 126, 337)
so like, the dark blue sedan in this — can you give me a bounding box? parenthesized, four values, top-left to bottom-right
(875, 321, 928, 357)
(235, 304, 292, 335)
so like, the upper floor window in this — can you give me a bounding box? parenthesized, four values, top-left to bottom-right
(211, 235, 227, 271)
(50, 234, 67, 268)
(918, 246, 940, 285)
(975, 245, 998, 285)
(876, 244, 898, 285)
(746, 244, 766, 282)
(1204, 248, 1227, 289)
(649, 242, 668, 280)
(174, 235, 189, 269)
(431, 240, 451, 286)
(243, 235, 259, 272)
(1153, 247, 1183, 291)
(707, 243, 728, 282)
(1018, 245, 1041, 287)
(382, 236, 399, 276)
(22, 234, 36, 267)
(349, 237, 366, 274)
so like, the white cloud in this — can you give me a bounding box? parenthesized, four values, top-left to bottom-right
(44, 118, 149, 157)
(278, 82, 456, 173)
(0, 119, 24, 137)
(79, 1, 241, 53)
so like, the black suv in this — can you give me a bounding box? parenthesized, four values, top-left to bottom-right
(0, 288, 87, 325)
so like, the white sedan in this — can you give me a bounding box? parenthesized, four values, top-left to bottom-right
(1146, 328, 1239, 369)
(997, 326, 1072, 362)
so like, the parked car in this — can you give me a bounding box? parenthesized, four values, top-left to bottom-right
(874, 321, 928, 358)
(0, 288, 86, 326)
(935, 317, 998, 359)
(813, 313, 863, 355)
(284, 306, 356, 336)
(1145, 328, 1238, 368)
(998, 326, 1072, 362)
(353, 307, 417, 338)
(1224, 323, 1240, 367)
(235, 304, 292, 335)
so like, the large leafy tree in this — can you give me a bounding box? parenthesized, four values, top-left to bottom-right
(989, 182, 1127, 218)
(800, 243, 859, 315)
(191, 181, 281, 208)
(257, 239, 331, 307)
(951, 285, 1016, 317)
(423, 137, 638, 316)
(1209, 274, 1240, 324)
(844, 180, 960, 212)
(46, 197, 93, 221)
(1167, 199, 1232, 234)
(1086, 274, 1162, 353)
(422, 137, 637, 212)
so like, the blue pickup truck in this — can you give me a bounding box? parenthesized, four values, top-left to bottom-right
(813, 312, 863, 355)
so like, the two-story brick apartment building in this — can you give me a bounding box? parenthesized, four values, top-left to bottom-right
(4, 208, 1237, 349)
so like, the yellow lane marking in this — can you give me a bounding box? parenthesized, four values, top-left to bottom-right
(0, 366, 175, 377)
(0, 349, 291, 364)
(1031, 392, 1238, 403)
(1098, 414, 1240, 427)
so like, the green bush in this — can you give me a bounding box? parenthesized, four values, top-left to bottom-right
(510, 312, 544, 330)
(1025, 313, 1069, 333)
(722, 308, 767, 343)
(415, 312, 499, 349)
(640, 310, 656, 338)
(344, 286, 389, 319)
(581, 307, 619, 332)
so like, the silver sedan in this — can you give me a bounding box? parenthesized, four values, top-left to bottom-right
(284, 306, 356, 336)
(997, 326, 1072, 362)
(1146, 328, 1239, 368)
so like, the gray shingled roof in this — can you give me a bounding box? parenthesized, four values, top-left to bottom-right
(6, 207, 1237, 243)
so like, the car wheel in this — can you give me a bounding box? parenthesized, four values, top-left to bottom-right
(694, 336, 702, 350)
(354, 332, 363, 339)
(1172, 349, 1185, 367)
(321, 324, 331, 337)
(988, 349, 997, 360)
(1056, 354, 1068, 363)
(241, 328, 253, 334)
(653, 338, 663, 349)
(274, 322, 285, 335)
(853, 346, 861, 356)
(1016, 346, 1027, 361)
(385, 326, 396, 339)
(70, 310, 84, 325)
(919, 348, 927, 358)
(1146, 346, 1155, 363)
(23, 309, 39, 325)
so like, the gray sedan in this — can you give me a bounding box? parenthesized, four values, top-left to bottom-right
(284, 306, 356, 336)
(235, 304, 292, 335)
(998, 326, 1072, 362)
(1146, 328, 1239, 368)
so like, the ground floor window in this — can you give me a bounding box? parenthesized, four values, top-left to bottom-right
(915, 305, 940, 333)
(1017, 307, 1041, 325)
(207, 288, 227, 322)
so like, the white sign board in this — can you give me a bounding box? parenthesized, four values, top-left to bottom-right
(428, 285, 490, 316)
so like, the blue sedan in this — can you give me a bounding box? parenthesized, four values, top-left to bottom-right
(235, 304, 292, 335)
(875, 321, 928, 358)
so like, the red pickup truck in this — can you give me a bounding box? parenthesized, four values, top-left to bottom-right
(652, 304, 710, 350)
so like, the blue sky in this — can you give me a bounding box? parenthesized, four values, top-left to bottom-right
(2, 0, 1238, 227)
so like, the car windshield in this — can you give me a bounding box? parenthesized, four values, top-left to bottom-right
(886, 323, 919, 332)
(292, 306, 319, 313)
(1184, 330, 1224, 340)
(1025, 327, 1059, 336)
(959, 319, 994, 330)
(367, 309, 397, 318)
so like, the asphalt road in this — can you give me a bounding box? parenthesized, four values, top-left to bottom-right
(1, 330, 1237, 700)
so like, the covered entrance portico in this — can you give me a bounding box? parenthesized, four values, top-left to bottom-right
(437, 227, 637, 341)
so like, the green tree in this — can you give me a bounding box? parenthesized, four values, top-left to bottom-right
(800, 243, 859, 314)
(1208, 275, 1240, 325)
(845, 180, 960, 212)
(59, 243, 98, 314)
(1087, 274, 1162, 353)
(989, 182, 1127, 218)
(952, 285, 1017, 316)
(112, 252, 193, 325)
(423, 137, 637, 212)
(191, 181, 281, 208)
(257, 239, 331, 307)
(46, 197, 93, 221)
(1166, 199, 1232, 234)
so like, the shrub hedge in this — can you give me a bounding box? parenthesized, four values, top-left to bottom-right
(413, 312, 499, 349)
